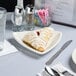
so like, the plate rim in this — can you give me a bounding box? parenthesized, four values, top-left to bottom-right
(13, 30, 62, 55)
(72, 48, 76, 64)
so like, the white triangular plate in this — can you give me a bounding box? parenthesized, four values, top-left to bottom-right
(13, 30, 62, 55)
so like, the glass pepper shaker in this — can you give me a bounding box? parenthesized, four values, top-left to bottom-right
(25, 4, 35, 30)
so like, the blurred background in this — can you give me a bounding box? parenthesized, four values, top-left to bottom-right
(0, 0, 34, 12)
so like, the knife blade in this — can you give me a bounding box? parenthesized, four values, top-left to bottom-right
(45, 40, 72, 65)
(62, 71, 74, 76)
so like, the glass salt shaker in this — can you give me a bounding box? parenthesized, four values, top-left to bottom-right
(13, 6, 24, 32)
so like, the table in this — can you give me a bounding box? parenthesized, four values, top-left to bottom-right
(0, 13, 76, 76)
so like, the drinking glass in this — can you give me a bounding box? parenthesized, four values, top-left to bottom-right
(0, 7, 6, 50)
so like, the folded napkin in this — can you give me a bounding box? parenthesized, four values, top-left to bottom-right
(0, 40, 18, 56)
(37, 63, 76, 76)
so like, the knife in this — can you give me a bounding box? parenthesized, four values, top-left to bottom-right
(45, 40, 72, 65)
(62, 71, 74, 76)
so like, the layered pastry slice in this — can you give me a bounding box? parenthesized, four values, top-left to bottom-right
(22, 27, 55, 52)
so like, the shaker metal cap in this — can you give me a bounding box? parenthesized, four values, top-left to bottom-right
(26, 4, 34, 14)
(15, 6, 23, 16)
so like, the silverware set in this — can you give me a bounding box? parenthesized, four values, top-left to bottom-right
(37, 65, 74, 76)
(37, 40, 73, 76)
(45, 66, 61, 76)
(45, 66, 73, 76)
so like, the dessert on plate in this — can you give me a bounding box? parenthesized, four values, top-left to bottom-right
(22, 27, 55, 52)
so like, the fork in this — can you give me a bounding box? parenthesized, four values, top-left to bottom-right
(45, 65, 65, 76)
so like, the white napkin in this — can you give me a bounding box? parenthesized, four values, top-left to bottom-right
(0, 40, 18, 56)
(37, 62, 76, 76)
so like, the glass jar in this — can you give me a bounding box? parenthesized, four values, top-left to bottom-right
(34, 7, 51, 27)
(34, 0, 53, 27)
